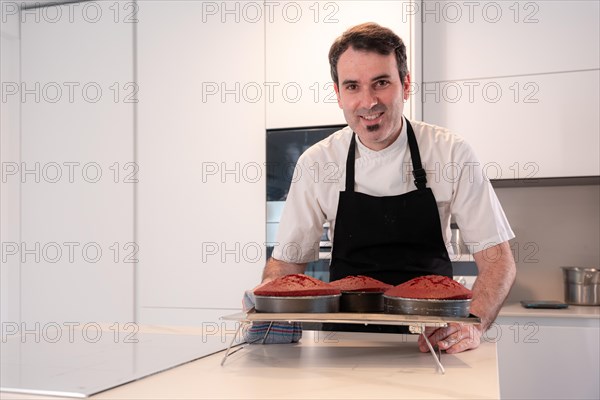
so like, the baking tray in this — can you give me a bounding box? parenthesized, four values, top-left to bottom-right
(220, 310, 480, 373)
(224, 309, 480, 327)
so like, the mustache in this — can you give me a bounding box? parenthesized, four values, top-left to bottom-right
(357, 105, 386, 116)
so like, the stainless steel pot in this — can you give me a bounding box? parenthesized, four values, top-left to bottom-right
(561, 266, 600, 306)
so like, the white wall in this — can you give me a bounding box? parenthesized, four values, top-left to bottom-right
(496, 184, 600, 303)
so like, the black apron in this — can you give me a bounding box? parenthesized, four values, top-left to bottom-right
(329, 119, 453, 285)
(316, 119, 453, 334)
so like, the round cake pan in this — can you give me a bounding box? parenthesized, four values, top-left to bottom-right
(340, 292, 385, 313)
(383, 296, 472, 317)
(255, 295, 340, 313)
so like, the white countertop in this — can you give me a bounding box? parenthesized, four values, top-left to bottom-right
(1, 330, 500, 400)
(99, 331, 499, 400)
(499, 303, 600, 319)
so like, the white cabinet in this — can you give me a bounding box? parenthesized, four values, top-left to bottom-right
(423, 70, 600, 178)
(266, 1, 417, 129)
(422, 0, 600, 178)
(18, 2, 135, 324)
(496, 313, 600, 399)
(0, 6, 21, 326)
(136, 1, 265, 325)
(423, 0, 599, 82)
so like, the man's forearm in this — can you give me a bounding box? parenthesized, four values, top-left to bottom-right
(470, 241, 516, 330)
(261, 257, 307, 282)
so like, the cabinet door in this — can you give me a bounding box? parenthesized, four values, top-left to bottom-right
(423, 0, 599, 82)
(422, 1, 600, 178)
(495, 316, 600, 399)
(136, 1, 265, 325)
(423, 71, 599, 178)
(19, 2, 135, 324)
(266, 1, 416, 129)
(1, 7, 21, 326)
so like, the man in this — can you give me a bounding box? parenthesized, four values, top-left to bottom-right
(254, 22, 516, 353)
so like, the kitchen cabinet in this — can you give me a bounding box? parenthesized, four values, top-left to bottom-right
(0, 7, 21, 326)
(18, 1, 135, 324)
(266, 1, 418, 129)
(424, 70, 599, 178)
(135, 1, 265, 325)
(496, 304, 600, 399)
(423, 0, 599, 82)
(422, 0, 600, 178)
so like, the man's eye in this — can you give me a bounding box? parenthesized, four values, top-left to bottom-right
(345, 84, 357, 91)
(375, 80, 390, 88)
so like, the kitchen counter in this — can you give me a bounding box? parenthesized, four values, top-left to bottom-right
(499, 302, 600, 319)
(496, 303, 599, 399)
(1, 330, 500, 400)
(99, 330, 499, 400)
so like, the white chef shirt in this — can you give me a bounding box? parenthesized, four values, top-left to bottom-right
(271, 117, 515, 264)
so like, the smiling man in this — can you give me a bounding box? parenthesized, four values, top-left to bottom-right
(257, 22, 516, 353)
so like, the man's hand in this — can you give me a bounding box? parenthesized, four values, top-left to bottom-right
(262, 257, 307, 282)
(240, 258, 308, 345)
(417, 322, 483, 354)
(242, 288, 302, 344)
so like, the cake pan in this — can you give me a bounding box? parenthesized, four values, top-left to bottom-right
(254, 294, 341, 313)
(383, 296, 472, 317)
(340, 292, 385, 313)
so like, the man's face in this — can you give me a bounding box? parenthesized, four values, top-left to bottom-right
(334, 47, 410, 151)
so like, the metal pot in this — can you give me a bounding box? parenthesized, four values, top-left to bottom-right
(561, 266, 600, 306)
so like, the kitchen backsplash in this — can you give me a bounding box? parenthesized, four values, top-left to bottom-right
(494, 183, 600, 303)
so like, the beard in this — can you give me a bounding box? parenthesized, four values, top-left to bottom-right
(366, 124, 380, 132)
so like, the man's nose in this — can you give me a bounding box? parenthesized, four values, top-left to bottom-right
(358, 88, 378, 109)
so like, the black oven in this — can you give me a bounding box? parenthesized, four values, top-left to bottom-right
(266, 124, 346, 281)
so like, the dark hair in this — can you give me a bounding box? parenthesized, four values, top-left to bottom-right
(328, 22, 408, 86)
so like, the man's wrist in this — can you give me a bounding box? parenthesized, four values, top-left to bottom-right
(472, 311, 496, 333)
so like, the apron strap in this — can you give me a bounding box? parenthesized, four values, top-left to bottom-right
(345, 133, 357, 192)
(406, 120, 427, 190)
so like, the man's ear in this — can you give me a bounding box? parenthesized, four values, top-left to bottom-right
(403, 73, 411, 101)
(333, 83, 342, 109)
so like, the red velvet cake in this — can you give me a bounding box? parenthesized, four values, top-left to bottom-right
(254, 274, 341, 297)
(329, 275, 392, 293)
(384, 275, 473, 300)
